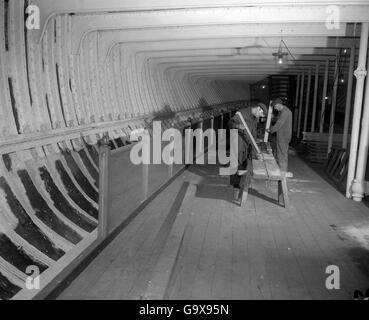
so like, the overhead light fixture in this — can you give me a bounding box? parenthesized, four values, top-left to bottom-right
(272, 34, 294, 69)
(272, 45, 288, 68)
(262, 85, 267, 89)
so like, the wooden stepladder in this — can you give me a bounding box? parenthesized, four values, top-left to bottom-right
(235, 112, 289, 209)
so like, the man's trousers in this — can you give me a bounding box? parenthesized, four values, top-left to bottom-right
(276, 137, 290, 172)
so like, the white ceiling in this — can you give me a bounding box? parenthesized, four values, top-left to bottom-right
(33, 0, 369, 86)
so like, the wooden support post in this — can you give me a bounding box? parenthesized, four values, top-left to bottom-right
(328, 54, 340, 154)
(311, 63, 320, 132)
(342, 44, 356, 149)
(304, 68, 312, 133)
(320, 59, 329, 133)
(297, 72, 305, 139)
(293, 74, 301, 135)
(98, 133, 111, 239)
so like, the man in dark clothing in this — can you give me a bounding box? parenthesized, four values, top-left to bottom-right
(267, 98, 292, 174)
(229, 103, 266, 190)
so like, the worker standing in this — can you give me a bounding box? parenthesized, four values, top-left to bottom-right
(267, 98, 293, 176)
(228, 103, 267, 197)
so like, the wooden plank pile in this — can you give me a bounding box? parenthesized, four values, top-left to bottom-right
(301, 132, 346, 164)
(326, 147, 349, 192)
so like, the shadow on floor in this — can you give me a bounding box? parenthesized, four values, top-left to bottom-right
(188, 164, 285, 208)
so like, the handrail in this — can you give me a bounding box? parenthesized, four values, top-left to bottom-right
(0, 101, 245, 155)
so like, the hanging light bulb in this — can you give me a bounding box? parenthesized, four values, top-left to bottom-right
(272, 40, 289, 68)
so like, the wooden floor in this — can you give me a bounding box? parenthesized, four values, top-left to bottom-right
(58, 154, 369, 300)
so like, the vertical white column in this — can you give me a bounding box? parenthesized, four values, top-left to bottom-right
(342, 45, 356, 149)
(346, 22, 369, 199)
(319, 59, 329, 133)
(328, 54, 339, 154)
(297, 72, 305, 139)
(351, 46, 369, 201)
(303, 68, 312, 133)
(311, 63, 319, 132)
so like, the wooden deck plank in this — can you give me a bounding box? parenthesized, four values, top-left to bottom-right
(242, 180, 272, 300)
(144, 183, 196, 300)
(230, 204, 253, 300)
(190, 188, 225, 299)
(167, 185, 214, 299)
(210, 191, 233, 300)
(260, 216, 292, 300)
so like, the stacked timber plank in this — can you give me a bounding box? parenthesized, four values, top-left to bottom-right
(326, 147, 349, 192)
(301, 132, 348, 164)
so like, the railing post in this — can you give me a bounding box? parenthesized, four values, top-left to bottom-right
(168, 123, 175, 178)
(98, 133, 111, 239)
(185, 121, 193, 165)
(219, 112, 225, 140)
(210, 115, 215, 146)
(198, 117, 204, 156)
